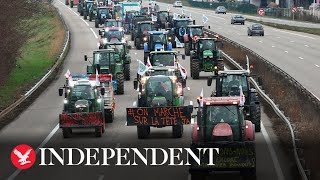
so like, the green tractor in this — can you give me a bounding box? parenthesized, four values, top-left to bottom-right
(190, 38, 224, 79)
(189, 96, 256, 180)
(128, 75, 192, 139)
(88, 3, 98, 21)
(58, 74, 108, 138)
(207, 68, 261, 132)
(147, 51, 187, 87)
(103, 42, 132, 80)
(83, 0, 95, 19)
(85, 49, 125, 95)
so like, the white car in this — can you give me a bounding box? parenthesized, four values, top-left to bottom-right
(173, 0, 182, 7)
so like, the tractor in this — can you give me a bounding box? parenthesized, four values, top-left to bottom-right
(155, 10, 170, 29)
(98, 19, 123, 36)
(133, 21, 157, 50)
(143, 31, 172, 62)
(123, 10, 140, 34)
(98, 27, 125, 45)
(168, 17, 194, 48)
(184, 25, 210, 56)
(85, 49, 125, 94)
(128, 75, 192, 139)
(102, 42, 132, 80)
(95, 7, 112, 28)
(82, 0, 95, 19)
(65, 0, 79, 8)
(190, 38, 224, 79)
(131, 15, 152, 40)
(58, 74, 113, 138)
(207, 68, 261, 132)
(189, 96, 256, 180)
(147, 51, 187, 87)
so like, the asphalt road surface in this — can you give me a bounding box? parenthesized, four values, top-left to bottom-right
(158, 2, 320, 100)
(0, 1, 295, 180)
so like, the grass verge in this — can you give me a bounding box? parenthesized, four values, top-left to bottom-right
(0, 5, 65, 109)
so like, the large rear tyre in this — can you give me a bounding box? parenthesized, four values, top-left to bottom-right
(116, 73, 124, 95)
(172, 125, 183, 138)
(135, 38, 141, 50)
(124, 63, 130, 80)
(191, 61, 200, 79)
(65, 0, 69, 5)
(185, 42, 191, 56)
(105, 110, 114, 123)
(137, 126, 150, 139)
(70, 1, 74, 8)
(250, 102, 261, 132)
(95, 126, 103, 137)
(84, 11, 87, 20)
(95, 19, 99, 28)
(62, 128, 72, 138)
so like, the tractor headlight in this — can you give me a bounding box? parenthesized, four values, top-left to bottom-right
(214, 66, 218, 70)
(64, 99, 68, 104)
(143, 37, 147, 41)
(168, 37, 172, 40)
(97, 98, 102, 103)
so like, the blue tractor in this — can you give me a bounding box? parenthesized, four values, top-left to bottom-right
(167, 17, 194, 48)
(143, 31, 172, 62)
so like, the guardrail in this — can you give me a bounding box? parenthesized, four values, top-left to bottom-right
(0, 7, 70, 120)
(204, 29, 312, 180)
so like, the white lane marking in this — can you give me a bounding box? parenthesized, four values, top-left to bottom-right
(57, 0, 79, 16)
(261, 123, 285, 180)
(248, 37, 252, 39)
(273, 29, 316, 40)
(90, 28, 98, 39)
(98, 175, 105, 180)
(259, 40, 263, 43)
(187, 87, 190, 91)
(125, 122, 127, 126)
(116, 143, 121, 148)
(8, 124, 60, 180)
(304, 45, 309, 47)
(315, 64, 320, 67)
(68, 7, 79, 16)
(272, 45, 275, 48)
(299, 57, 304, 60)
(277, 37, 280, 38)
(290, 40, 295, 43)
(284, 51, 289, 53)
(133, 101, 137, 107)
(81, 18, 90, 26)
(189, 101, 193, 106)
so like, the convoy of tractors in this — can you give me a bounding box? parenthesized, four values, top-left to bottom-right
(59, 0, 260, 179)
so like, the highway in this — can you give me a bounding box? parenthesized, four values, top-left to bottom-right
(158, 2, 320, 99)
(0, 0, 295, 180)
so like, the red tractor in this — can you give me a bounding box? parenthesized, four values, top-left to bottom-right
(184, 25, 210, 56)
(189, 96, 256, 180)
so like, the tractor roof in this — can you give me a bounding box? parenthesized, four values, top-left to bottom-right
(202, 97, 241, 105)
(174, 18, 191, 21)
(137, 21, 154, 24)
(93, 49, 115, 53)
(98, 7, 107, 9)
(105, 41, 126, 45)
(148, 31, 168, 35)
(150, 50, 177, 55)
(187, 25, 204, 28)
(105, 27, 123, 31)
(218, 70, 250, 76)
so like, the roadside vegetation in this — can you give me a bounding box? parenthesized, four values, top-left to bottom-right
(0, 2, 65, 109)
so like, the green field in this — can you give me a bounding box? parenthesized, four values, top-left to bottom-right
(0, 6, 65, 108)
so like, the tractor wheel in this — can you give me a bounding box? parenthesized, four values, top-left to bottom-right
(70, 1, 74, 8)
(102, 118, 106, 133)
(137, 126, 150, 139)
(95, 19, 99, 28)
(62, 128, 72, 138)
(136, 38, 141, 50)
(124, 63, 130, 80)
(218, 60, 224, 72)
(65, 0, 69, 5)
(190, 172, 205, 180)
(84, 11, 87, 20)
(172, 125, 183, 138)
(185, 42, 190, 56)
(172, 40, 176, 48)
(144, 53, 148, 64)
(89, 15, 92, 21)
(105, 110, 114, 123)
(116, 73, 124, 95)
(190, 56, 193, 77)
(250, 94, 261, 132)
(241, 168, 257, 180)
(80, 10, 84, 16)
(95, 126, 103, 137)
(131, 32, 134, 41)
(191, 61, 200, 79)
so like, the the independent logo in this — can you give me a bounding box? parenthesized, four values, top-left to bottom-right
(11, 144, 36, 169)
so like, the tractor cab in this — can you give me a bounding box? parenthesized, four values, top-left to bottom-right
(148, 51, 177, 67)
(196, 38, 218, 55)
(104, 19, 122, 28)
(144, 31, 172, 53)
(184, 25, 208, 55)
(124, 10, 140, 24)
(101, 27, 125, 42)
(156, 11, 170, 28)
(133, 21, 156, 49)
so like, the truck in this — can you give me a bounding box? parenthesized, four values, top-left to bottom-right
(58, 74, 113, 138)
(189, 96, 256, 179)
(127, 75, 193, 138)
